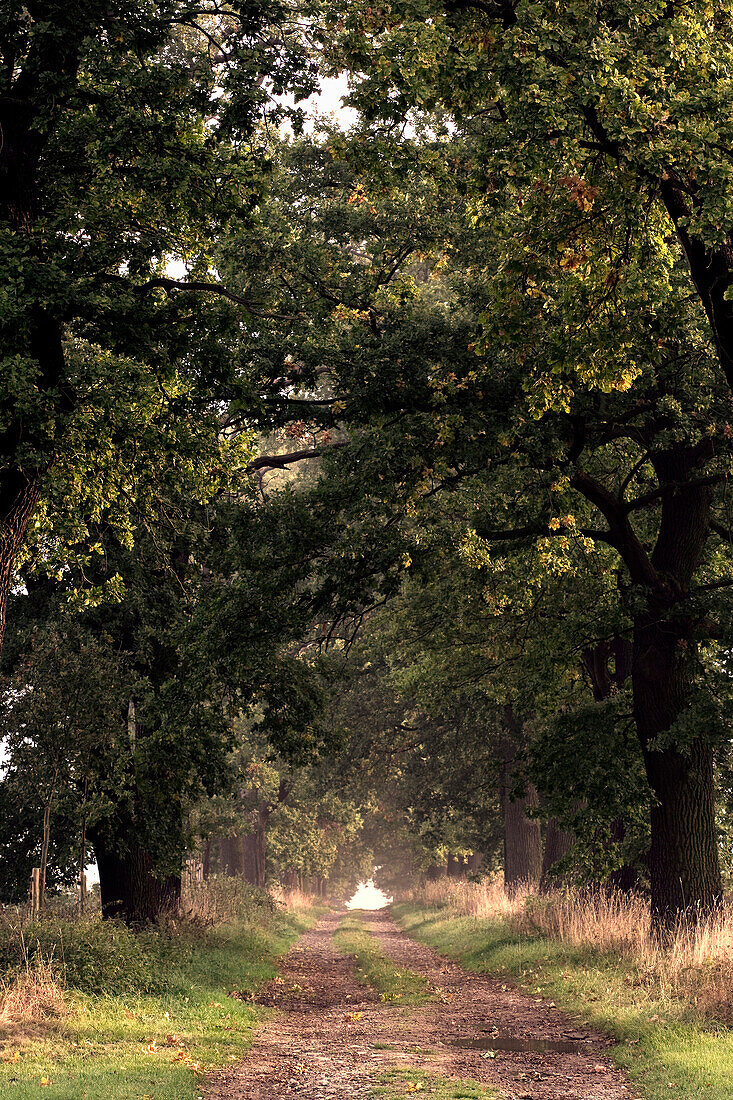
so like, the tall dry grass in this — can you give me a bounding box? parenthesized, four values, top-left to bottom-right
(402, 876, 733, 1023)
(183, 875, 317, 924)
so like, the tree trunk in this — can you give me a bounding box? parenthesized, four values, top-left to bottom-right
(633, 602, 722, 927)
(0, 473, 44, 654)
(39, 793, 53, 911)
(92, 833, 181, 924)
(446, 854, 466, 878)
(500, 715, 542, 894)
(219, 835, 246, 876)
(467, 851, 484, 874)
(539, 818, 575, 893)
(605, 818, 639, 894)
(202, 839, 212, 880)
(501, 769, 542, 893)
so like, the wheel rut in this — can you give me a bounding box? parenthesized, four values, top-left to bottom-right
(205, 909, 636, 1100)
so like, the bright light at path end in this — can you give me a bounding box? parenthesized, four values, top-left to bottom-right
(346, 880, 393, 910)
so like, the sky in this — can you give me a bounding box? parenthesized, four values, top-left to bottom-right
(347, 880, 393, 910)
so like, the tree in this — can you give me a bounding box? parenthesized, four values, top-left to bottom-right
(252, 6, 733, 927)
(0, 0, 317, 650)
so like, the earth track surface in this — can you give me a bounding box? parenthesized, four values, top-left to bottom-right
(205, 909, 635, 1100)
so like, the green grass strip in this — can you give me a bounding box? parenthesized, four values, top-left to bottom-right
(394, 903, 733, 1100)
(0, 909, 318, 1100)
(372, 1067, 500, 1100)
(334, 914, 436, 1005)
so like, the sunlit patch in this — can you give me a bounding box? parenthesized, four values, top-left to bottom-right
(346, 880, 393, 910)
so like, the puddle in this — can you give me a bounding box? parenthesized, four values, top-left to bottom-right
(454, 1034, 590, 1055)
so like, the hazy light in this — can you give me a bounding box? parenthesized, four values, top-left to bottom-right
(346, 879, 393, 910)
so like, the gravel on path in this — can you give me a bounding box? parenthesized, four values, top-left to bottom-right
(204, 908, 636, 1100)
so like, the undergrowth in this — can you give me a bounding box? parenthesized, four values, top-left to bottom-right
(0, 883, 320, 1100)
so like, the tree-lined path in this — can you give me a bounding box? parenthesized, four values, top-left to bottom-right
(206, 911, 630, 1100)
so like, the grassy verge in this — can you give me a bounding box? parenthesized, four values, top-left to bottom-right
(394, 902, 733, 1100)
(334, 914, 435, 1005)
(372, 1068, 499, 1100)
(0, 904, 319, 1100)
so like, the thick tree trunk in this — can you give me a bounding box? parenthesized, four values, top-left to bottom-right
(467, 852, 484, 874)
(630, 452, 722, 927)
(446, 854, 467, 878)
(219, 835, 244, 876)
(634, 614, 722, 926)
(425, 863, 443, 881)
(501, 773, 542, 893)
(500, 722, 542, 894)
(92, 833, 181, 924)
(539, 818, 575, 893)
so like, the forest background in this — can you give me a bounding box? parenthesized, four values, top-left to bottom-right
(4, 0, 733, 946)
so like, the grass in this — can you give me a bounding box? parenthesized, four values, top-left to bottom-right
(0, 899, 319, 1100)
(333, 914, 436, 1005)
(371, 1067, 500, 1100)
(394, 901, 733, 1100)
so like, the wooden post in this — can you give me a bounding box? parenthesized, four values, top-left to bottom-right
(30, 868, 40, 915)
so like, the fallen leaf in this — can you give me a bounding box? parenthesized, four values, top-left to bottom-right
(345, 1012, 363, 1021)
(40, 1078, 50, 1087)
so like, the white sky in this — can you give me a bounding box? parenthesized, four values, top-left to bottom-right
(346, 879, 393, 910)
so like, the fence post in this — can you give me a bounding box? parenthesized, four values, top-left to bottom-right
(30, 867, 40, 915)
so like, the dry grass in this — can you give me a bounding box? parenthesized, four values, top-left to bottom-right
(270, 885, 317, 912)
(0, 965, 65, 1029)
(183, 875, 317, 925)
(182, 875, 279, 924)
(402, 876, 733, 1022)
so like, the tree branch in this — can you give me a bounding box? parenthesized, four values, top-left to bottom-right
(246, 443, 347, 472)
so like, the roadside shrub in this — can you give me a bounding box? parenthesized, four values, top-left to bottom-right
(0, 917, 185, 994)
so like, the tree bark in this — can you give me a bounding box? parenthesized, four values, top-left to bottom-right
(500, 710, 542, 894)
(467, 852, 484, 874)
(630, 448, 723, 927)
(539, 817, 575, 892)
(501, 761, 542, 893)
(633, 611, 722, 926)
(446, 854, 467, 878)
(572, 444, 723, 928)
(92, 832, 181, 924)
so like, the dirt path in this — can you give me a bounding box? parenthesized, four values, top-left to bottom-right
(205, 909, 635, 1100)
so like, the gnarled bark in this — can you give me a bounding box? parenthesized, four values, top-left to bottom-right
(92, 831, 180, 924)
